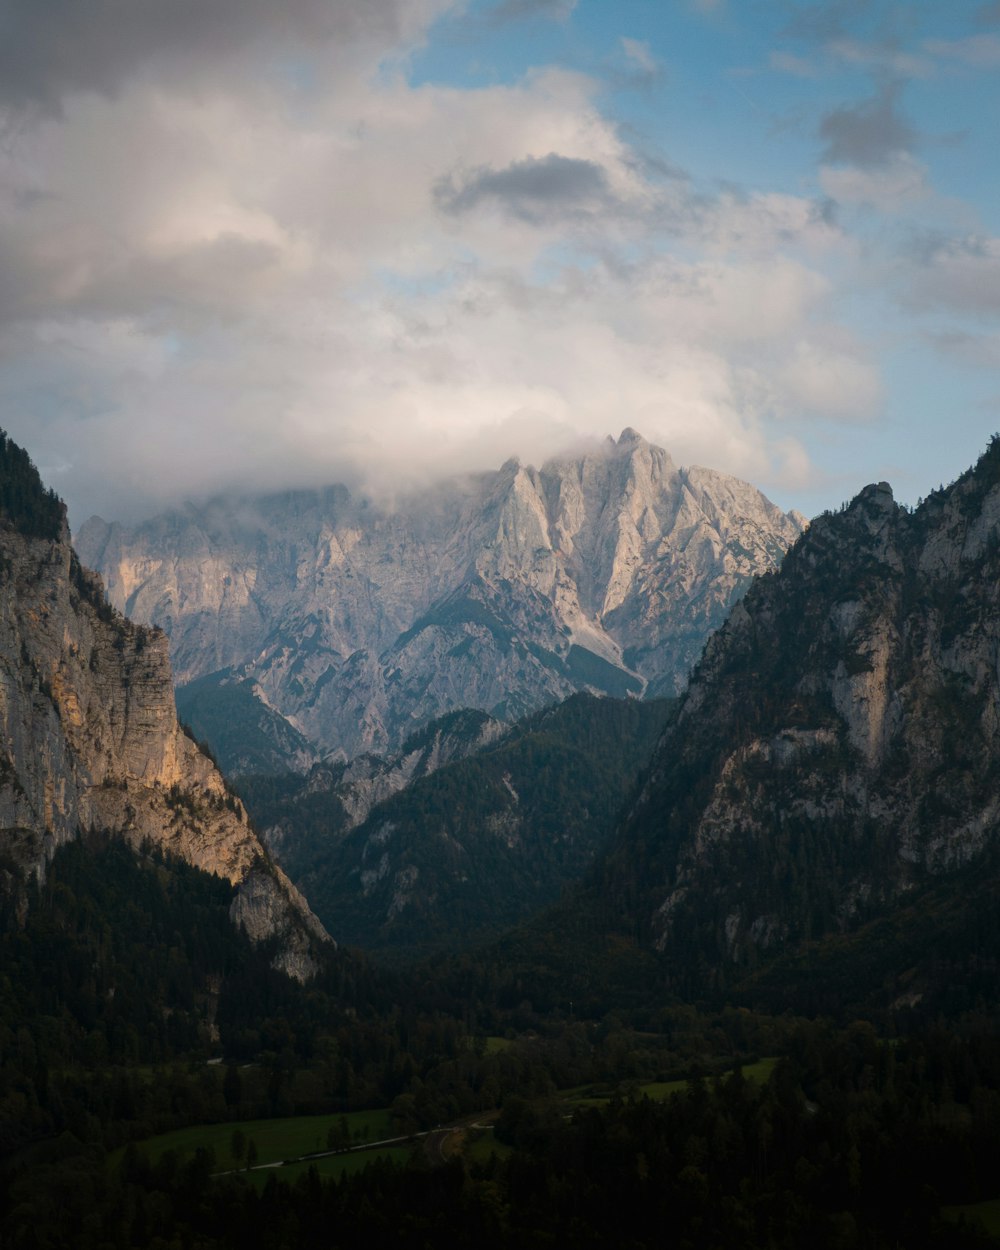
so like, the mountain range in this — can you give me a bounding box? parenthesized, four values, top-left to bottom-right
(76, 430, 804, 768)
(6, 425, 1000, 1248)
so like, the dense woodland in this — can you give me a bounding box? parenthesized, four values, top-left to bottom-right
(0, 431, 64, 541)
(3, 834, 1000, 1246)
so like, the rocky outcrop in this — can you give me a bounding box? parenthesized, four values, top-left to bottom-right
(77, 431, 803, 763)
(0, 448, 331, 980)
(595, 439, 1000, 985)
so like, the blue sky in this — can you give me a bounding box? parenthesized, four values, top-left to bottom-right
(1, 0, 999, 522)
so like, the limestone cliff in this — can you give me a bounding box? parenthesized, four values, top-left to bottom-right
(594, 438, 1000, 989)
(0, 439, 330, 980)
(77, 431, 802, 763)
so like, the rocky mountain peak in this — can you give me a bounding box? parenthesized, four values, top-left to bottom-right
(77, 433, 804, 764)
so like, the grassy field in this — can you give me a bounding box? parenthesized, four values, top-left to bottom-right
(463, 1126, 512, 1165)
(114, 1058, 783, 1182)
(560, 1058, 780, 1109)
(115, 1107, 394, 1172)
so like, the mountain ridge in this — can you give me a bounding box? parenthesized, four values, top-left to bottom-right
(77, 431, 803, 763)
(567, 436, 1000, 1002)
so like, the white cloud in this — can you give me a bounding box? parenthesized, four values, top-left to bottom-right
(620, 37, 659, 76)
(0, 1, 881, 523)
(776, 338, 883, 423)
(820, 154, 930, 211)
(904, 235, 1000, 317)
(925, 33, 1000, 67)
(768, 50, 819, 78)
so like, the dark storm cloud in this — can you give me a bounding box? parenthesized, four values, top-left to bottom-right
(819, 84, 917, 167)
(0, 0, 406, 110)
(434, 153, 612, 223)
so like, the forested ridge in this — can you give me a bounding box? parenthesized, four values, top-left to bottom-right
(237, 692, 670, 957)
(0, 431, 64, 541)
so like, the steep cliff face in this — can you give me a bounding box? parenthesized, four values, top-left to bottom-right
(0, 443, 330, 981)
(596, 439, 1000, 989)
(77, 431, 802, 762)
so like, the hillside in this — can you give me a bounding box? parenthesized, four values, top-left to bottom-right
(240, 693, 671, 958)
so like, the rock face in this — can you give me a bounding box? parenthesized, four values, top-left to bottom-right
(0, 439, 330, 981)
(77, 431, 803, 764)
(595, 439, 1000, 990)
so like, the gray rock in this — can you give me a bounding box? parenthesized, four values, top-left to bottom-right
(0, 517, 331, 981)
(77, 431, 803, 762)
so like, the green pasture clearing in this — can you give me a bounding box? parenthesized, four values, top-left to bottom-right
(741, 1056, 780, 1083)
(943, 1199, 1000, 1238)
(560, 1058, 780, 1109)
(116, 1107, 393, 1171)
(483, 1036, 513, 1054)
(464, 1126, 512, 1165)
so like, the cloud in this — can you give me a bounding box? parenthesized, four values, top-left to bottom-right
(819, 84, 917, 169)
(0, 0, 444, 112)
(904, 234, 1000, 317)
(925, 33, 1000, 67)
(783, 0, 871, 45)
(434, 153, 614, 222)
(0, 0, 880, 526)
(776, 338, 882, 422)
(928, 329, 1000, 368)
(620, 37, 659, 77)
(819, 154, 929, 211)
(485, 0, 577, 25)
(769, 51, 820, 78)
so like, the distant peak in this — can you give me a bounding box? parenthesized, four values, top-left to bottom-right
(617, 427, 646, 448)
(856, 481, 895, 510)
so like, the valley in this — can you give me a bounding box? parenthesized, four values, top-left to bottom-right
(4, 431, 1000, 1247)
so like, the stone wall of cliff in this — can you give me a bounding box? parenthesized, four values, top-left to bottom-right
(0, 509, 330, 981)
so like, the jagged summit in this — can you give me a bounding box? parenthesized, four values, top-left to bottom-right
(77, 432, 804, 764)
(616, 426, 646, 447)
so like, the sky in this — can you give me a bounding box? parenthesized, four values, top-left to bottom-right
(2, 0, 1000, 526)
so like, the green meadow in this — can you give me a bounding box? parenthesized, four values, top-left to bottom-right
(560, 1057, 779, 1109)
(115, 1107, 394, 1173)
